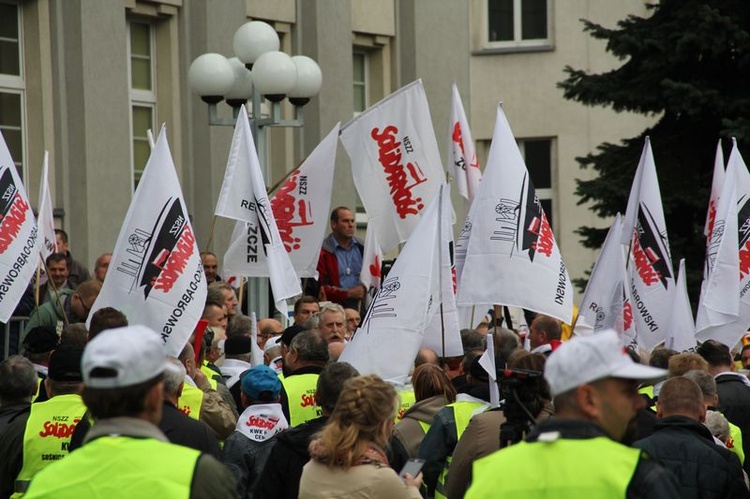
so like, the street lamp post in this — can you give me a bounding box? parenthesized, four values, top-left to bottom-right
(188, 20, 322, 320)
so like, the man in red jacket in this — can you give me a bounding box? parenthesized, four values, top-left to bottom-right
(316, 207, 366, 309)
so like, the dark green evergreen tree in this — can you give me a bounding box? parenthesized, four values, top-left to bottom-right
(559, 0, 750, 304)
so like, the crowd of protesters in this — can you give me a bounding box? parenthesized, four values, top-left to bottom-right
(2, 217, 750, 498)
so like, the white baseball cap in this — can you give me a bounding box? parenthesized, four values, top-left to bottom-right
(544, 329, 667, 397)
(83, 325, 169, 388)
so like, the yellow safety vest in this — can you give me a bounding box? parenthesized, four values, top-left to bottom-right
(395, 386, 416, 422)
(282, 373, 321, 426)
(466, 435, 641, 499)
(177, 383, 204, 421)
(200, 362, 220, 390)
(14, 393, 87, 496)
(728, 421, 745, 465)
(435, 400, 488, 499)
(23, 435, 199, 499)
(30, 378, 43, 403)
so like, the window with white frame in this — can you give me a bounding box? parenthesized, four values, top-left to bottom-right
(486, 0, 550, 49)
(0, 1, 25, 180)
(519, 138, 554, 228)
(128, 21, 155, 189)
(352, 51, 369, 116)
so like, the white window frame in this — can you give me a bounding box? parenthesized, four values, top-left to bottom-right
(0, 1, 26, 179)
(483, 0, 552, 51)
(126, 20, 156, 191)
(352, 50, 369, 117)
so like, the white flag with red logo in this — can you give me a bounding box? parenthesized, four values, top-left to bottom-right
(575, 214, 628, 337)
(360, 222, 383, 308)
(696, 140, 750, 347)
(456, 105, 574, 324)
(339, 185, 442, 383)
(218, 106, 302, 313)
(698, 141, 726, 315)
(422, 184, 462, 357)
(621, 138, 676, 352)
(665, 259, 697, 351)
(340, 79, 444, 253)
(0, 132, 42, 322)
(37, 152, 57, 260)
(449, 83, 481, 205)
(268, 123, 339, 278)
(87, 128, 205, 356)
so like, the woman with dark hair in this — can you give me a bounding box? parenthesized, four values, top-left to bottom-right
(444, 351, 554, 499)
(390, 364, 457, 471)
(300, 375, 422, 498)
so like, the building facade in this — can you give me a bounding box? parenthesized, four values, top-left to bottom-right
(1, 0, 653, 298)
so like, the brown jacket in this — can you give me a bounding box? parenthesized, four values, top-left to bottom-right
(299, 459, 421, 499)
(391, 394, 449, 469)
(445, 401, 554, 499)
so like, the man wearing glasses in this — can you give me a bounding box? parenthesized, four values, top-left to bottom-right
(24, 280, 102, 337)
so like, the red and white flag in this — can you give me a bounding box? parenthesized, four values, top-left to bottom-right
(218, 106, 302, 314)
(37, 152, 57, 260)
(340, 80, 444, 253)
(699, 141, 726, 307)
(0, 132, 42, 322)
(87, 128, 205, 356)
(696, 140, 750, 347)
(339, 185, 443, 383)
(621, 138, 676, 352)
(575, 214, 628, 338)
(456, 105, 574, 324)
(360, 222, 383, 308)
(665, 259, 697, 352)
(449, 83, 481, 205)
(422, 185, 463, 357)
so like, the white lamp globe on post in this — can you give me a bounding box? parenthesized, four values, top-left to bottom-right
(187, 53, 235, 104)
(252, 51, 298, 102)
(224, 57, 254, 109)
(233, 21, 280, 69)
(288, 56, 322, 106)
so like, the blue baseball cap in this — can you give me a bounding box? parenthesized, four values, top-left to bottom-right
(241, 365, 282, 400)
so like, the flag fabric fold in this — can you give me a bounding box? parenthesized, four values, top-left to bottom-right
(621, 138, 676, 352)
(360, 223, 383, 309)
(217, 106, 302, 314)
(37, 152, 57, 260)
(339, 185, 443, 383)
(0, 132, 42, 322)
(665, 259, 697, 352)
(456, 105, 574, 324)
(87, 128, 205, 356)
(340, 79, 444, 253)
(478, 333, 500, 408)
(448, 83, 481, 205)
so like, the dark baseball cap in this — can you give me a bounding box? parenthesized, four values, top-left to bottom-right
(23, 326, 59, 354)
(48, 345, 84, 382)
(225, 335, 254, 356)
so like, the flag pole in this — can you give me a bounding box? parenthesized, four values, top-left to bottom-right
(34, 262, 42, 307)
(469, 305, 476, 330)
(266, 158, 304, 196)
(238, 277, 246, 309)
(438, 184, 446, 359)
(204, 215, 218, 254)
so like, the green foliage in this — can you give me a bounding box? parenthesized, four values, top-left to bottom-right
(559, 0, 750, 304)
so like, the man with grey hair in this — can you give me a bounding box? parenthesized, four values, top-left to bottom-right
(209, 281, 239, 319)
(228, 314, 253, 338)
(280, 331, 329, 426)
(159, 357, 221, 459)
(0, 356, 37, 428)
(317, 303, 346, 344)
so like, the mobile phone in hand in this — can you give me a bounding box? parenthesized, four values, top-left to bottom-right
(399, 458, 425, 480)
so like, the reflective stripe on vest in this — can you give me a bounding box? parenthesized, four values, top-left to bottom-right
(282, 373, 320, 426)
(177, 384, 204, 421)
(396, 387, 416, 422)
(466, 436, 641, 499)
(14, 393, 87, 495)
(23, 436, 199, 499)
(435, 400, 488, 499)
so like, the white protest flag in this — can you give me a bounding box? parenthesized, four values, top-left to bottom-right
(575, 214, 628, 336)
(665, 259, 697, 351)
(87, 128, 205, 356)
(268, 123, 339, 278)
(621, 138, 676, 352)
(449, 83, 482, 205)
(37, 152, 57, 259)
(696, 141, 750, 347)
(360, 223, 383, 308)
(699, 141, 726, 302)
(0, 132, 41, 322)
(422, 185, 463, 357)
(478, 333, 501, 408)
(217, 106, 302, 313)
(340, 79, 444, 253)
(339, 186, 442, 383)
(456, 105, 574, 324)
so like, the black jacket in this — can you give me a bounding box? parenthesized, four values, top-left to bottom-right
(159, 401, 222, 460)
(634, 416, 748, 499)
(253, 416, 328, 499)
(716, 372, 750, 474)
